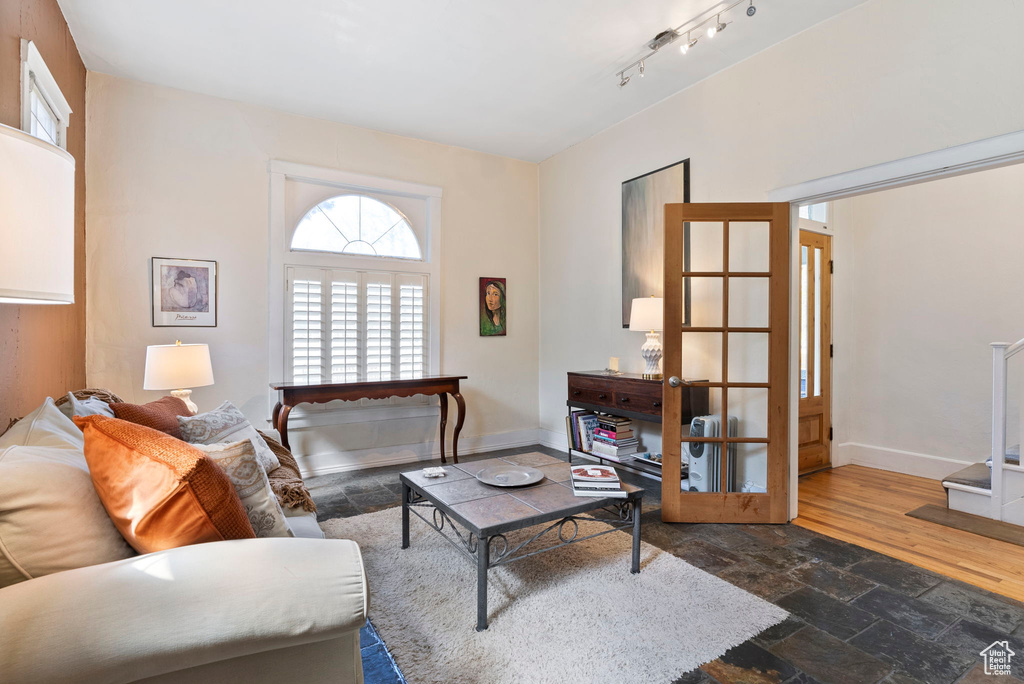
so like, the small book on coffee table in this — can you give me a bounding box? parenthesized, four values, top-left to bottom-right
(570, 465, 627, 498)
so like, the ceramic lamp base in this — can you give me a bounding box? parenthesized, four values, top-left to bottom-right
(170, 388, 198, 415)
(640, 331, 663, 380)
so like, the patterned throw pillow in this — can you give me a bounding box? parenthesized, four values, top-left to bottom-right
(110, 396, 193, 439)
(178, 401, 281, 473)
(194, 440, 292, 538)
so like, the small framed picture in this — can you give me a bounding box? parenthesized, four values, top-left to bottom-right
(151, 257, 218, 327)
(480, 277, 506, 336)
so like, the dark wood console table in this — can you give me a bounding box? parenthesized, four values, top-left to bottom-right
(270, 376, 468, 463)
(567, 371, 710, 478)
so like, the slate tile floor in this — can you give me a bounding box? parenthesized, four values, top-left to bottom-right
(309, 446, 1024, 684)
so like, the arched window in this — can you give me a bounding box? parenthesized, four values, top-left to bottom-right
(291, 194, 422, 260)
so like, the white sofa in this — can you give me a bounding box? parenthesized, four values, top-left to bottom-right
(0, 399, 368, 684)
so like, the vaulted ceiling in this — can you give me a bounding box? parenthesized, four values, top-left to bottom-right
(58, 0, 866, 161)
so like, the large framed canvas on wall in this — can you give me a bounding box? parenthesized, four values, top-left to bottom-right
(621, 159, 690, 328)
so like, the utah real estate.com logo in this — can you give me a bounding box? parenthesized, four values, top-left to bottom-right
(980, 641, 1015, 676)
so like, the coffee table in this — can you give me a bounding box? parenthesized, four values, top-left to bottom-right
(400, 452, 643, 631)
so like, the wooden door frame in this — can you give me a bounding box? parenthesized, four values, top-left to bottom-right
(797, 229, 832, 475)
(661, 202, 790, 524)
(771, 131, 1024, 520)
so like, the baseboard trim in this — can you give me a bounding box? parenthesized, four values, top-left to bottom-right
(837, 442, 975, 481)
(296, 428, 542, 477)
(538, 427, 569, 453)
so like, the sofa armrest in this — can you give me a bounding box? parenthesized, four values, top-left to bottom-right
(0, 538, 367, 684)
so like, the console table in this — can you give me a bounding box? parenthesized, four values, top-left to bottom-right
(567, 370, 710, 478)
(269, 376, 468, 463)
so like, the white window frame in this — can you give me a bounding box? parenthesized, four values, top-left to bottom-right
(268, 160, 442, 424)
(20, 40, 72, 150)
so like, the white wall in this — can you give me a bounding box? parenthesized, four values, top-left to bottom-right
(85, 73, 540, 474)
(537, 0, 1024, 514)
(831, 163, 1024, 479)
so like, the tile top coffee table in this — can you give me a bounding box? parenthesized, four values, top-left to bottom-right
(399, 452, 644, 631)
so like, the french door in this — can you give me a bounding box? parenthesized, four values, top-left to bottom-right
(797, 230, 832, 474)
(661, 203, 790, 523)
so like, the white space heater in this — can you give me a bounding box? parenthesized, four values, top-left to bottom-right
(683, 415, 737, 493)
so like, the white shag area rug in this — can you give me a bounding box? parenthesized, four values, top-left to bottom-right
(321, 506, 787, 684)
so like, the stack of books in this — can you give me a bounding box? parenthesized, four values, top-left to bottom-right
(570, 465, 627, 498)
(589, 414, 640, 461)
(566, 410, 600, 452)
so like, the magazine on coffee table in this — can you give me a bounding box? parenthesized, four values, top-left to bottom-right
(570, 465, 627, 498)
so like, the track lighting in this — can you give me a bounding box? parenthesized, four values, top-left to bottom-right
(615, 0, 760, 87)
(680, 32, 697, 54)
(707, 15, 727, 38)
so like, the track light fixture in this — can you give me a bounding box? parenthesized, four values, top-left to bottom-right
(708, 14, 728, 38)
(680, 31, 697, 54)
(616, 0, 760, 87)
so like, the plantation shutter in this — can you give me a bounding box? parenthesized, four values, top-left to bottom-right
(287, 267, 326, 384)
(398, 274, 426, 379)
(330, 270, 360, 382)
(365, 272, 394, 381)
(288, 268, 429, 385)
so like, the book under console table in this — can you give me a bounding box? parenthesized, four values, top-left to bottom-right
(566, 371, 710, 480)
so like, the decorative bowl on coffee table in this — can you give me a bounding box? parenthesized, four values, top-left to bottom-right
(475, 464, 545, 487)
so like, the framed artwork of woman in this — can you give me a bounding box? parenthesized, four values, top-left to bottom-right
(151, 256, 218, 327)
(479, 277, 506, 336)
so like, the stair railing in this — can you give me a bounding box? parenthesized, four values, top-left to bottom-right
(992, 338, 1024, 520)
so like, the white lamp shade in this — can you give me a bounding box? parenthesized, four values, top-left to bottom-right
(144, 343, 214, 390)
(629, 297, 664, 332)
(0, 123, 75, 304)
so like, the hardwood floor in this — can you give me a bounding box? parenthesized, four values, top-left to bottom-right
(795, 464, 1024, 602)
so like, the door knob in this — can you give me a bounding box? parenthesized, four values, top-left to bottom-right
(668, 376, 682, 387)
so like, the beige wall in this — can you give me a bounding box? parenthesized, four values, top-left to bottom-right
(537, 0, 1024, 505)
(85, 73, 539, 472)
(831, 163, 1024, 479)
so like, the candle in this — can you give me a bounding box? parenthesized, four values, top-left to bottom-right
(608, 356, 619, 372)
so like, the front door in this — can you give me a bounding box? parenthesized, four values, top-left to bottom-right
(798, 230, 832, 475)
(661, 203, 790, 523)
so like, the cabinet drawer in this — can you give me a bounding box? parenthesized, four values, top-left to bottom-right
(567, 385, 614, 407)
(613, 388, 663, 416)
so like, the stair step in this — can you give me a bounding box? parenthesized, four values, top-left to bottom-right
(942, 463, 992, 491)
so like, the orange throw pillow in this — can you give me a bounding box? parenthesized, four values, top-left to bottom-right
(74, 415, 255, 553)
(110, 396, 193, 439)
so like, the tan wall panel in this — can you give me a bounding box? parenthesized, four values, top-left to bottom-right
(0, 0, 86, 426)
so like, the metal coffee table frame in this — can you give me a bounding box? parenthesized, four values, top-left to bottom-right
(400, 474, 642, 631)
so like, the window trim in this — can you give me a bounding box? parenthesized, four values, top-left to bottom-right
(268, 160, 442, 420)
(20, 40, 72, 150)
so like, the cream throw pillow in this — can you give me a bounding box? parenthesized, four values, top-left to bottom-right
(195, 439, 292, 538)
(178, 401, 281, 473)
(0, 399, 135, 588)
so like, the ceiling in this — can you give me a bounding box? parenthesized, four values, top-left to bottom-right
(57, 0, 866, 162)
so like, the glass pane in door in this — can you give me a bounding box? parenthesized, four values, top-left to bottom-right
(813, 247, 822, 397)
(800, 246, 809, 398)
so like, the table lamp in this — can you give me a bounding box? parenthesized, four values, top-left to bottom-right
(144, 341, 214, 413)
(0, 123, 75, 304)
(629, 297, 663, 379)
